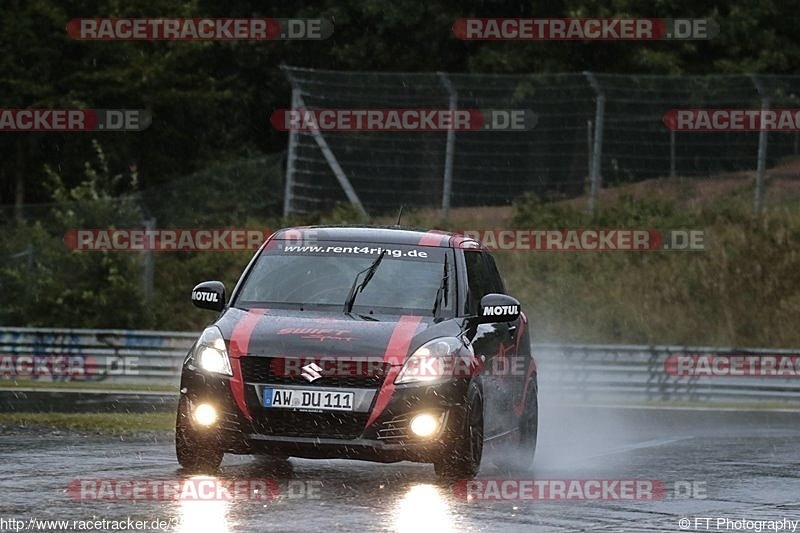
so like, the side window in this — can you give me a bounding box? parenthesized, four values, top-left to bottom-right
(484, 253, 506, 294)
(464, 251, 496, 314)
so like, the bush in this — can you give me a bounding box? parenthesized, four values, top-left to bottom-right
(504, 193, 800, 347)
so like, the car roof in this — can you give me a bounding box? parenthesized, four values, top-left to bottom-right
(271, 225, 482, 249)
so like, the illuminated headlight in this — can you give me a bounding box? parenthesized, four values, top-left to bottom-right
(193, 326, 232, 376)
(193, 403, 217, 426)
(410, 413, 440, 437)
(394, 337, 466, 384)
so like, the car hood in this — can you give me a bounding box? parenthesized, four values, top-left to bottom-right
(215, 308, 446, 362)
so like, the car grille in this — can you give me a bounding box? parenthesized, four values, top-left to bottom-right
(251, 410, 369, 439)
(377, 415, 410, 442)
(240, 356, 390, 389)
(218, 407, 245, 433)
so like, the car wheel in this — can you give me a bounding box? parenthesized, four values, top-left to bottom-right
(434, 382, 483, 479)
(518, 379, 538, 468)
(175, 397, 224, 472)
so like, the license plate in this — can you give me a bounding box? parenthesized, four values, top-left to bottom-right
(261, 388, 354, 411)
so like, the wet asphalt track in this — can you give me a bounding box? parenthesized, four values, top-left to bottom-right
(2, 402, 800, 533)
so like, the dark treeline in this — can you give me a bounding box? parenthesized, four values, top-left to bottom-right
(0, 0, 796, 210)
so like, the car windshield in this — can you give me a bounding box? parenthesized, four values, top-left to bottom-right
(234, 241, 454, 316)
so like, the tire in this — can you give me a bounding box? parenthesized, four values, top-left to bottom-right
(434, 382, 483, 479)
(518, 379, 538, 468)
(175, 397, 224, 472)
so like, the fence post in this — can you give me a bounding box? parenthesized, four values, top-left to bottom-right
(142, 217, 155, 304)
(438, 72, 457, 219)
(670, 130, 677, 178)
(748, 73, 769, 213)
(583, 72, 605, 215)
(297, 91, 369, 219)
(283, 88, 301, 218)
(281, 66, 367, 219)
(587, 119, 593, 192)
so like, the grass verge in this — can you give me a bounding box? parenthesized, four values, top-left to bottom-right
(0, 379, 175, 392)
(0, 412, 175, 434)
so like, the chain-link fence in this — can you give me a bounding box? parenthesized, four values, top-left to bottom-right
(282, 66, 800, 216)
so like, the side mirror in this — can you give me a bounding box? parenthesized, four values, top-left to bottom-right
(477, 293, 521, 323)
(191, 281, 226, 312)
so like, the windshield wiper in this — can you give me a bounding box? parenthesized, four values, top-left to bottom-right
(343, 250, 387, 314)
(352, 312, 379, 322)
(432, 254, 449, 319)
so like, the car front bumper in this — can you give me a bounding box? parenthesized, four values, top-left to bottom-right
(179, 365, 473, 463)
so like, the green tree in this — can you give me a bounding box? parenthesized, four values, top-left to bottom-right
(0, 141, 153, 328)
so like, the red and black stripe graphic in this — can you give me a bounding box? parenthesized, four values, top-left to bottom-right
(364, 315, 425, 428)
(228, 308, 268, 421)
(418, 230, 450, 247)
(513, 311, 537, 416)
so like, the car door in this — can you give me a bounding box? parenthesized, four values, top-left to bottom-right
(462, 249, 515, 436)
(483, 252, 525, 423)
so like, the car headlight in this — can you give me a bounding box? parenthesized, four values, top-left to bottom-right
(192, 326, 232, 376)
(394, 337, 467, 384)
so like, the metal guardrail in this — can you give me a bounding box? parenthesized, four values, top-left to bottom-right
(536, 343, 800, 404)
(1, 328, 799, 404)
(0, 327, 195, 386)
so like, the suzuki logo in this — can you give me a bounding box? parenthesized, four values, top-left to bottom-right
(301, 362, 323, 382)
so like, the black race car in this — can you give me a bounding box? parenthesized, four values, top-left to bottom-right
(176, 226, 538, 478)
